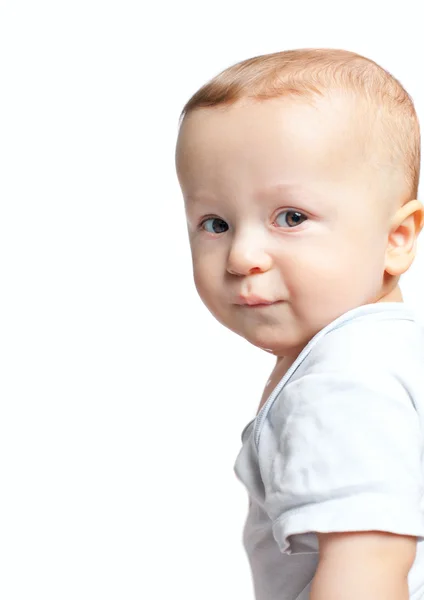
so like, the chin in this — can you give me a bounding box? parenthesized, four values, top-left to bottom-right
(242, 330, 292, 355)
(243, 323, 310, 356)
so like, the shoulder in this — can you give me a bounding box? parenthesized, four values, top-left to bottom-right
(264, 311, 423, 428)
(257, 307, 424, 443)
(300, 309, 423, 379)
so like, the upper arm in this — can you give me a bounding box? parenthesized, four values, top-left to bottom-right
(311, 531, 417, 600)
(317, 530, 417, 572)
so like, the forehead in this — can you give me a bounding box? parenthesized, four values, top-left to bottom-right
(176, 95, 367, 200)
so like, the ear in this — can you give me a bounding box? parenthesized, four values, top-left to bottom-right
(384, 200, 424, 276)
(384, 199, 424, 276)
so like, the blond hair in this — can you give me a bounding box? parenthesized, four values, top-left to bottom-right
(179, 48, 420, 201)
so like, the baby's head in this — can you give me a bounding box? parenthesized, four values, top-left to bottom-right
(175, 48, 424, 357)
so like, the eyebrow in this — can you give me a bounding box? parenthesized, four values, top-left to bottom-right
(259, 182, 306, 197)
(185, 182, 328, 218)
(185, 183, 302, 203)
(184, 192, 214, 204)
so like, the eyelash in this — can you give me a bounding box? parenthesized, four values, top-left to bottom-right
(198, 209, 308, 232)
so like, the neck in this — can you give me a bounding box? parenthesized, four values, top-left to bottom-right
(375, 283, 403, 303)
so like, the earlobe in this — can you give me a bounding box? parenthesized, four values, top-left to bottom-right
(384, 199, 424, 276)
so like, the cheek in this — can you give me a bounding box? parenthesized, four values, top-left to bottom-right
(191, 240, 227, 282)
(191, 253, 221, 306)
(282, 237, 384, 297)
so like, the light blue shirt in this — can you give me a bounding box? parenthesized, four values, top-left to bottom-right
(234, 303, 424, 600)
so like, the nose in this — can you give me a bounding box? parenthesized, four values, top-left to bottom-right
(226, 230, 272, 276)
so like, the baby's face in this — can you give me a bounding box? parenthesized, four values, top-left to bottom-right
(176, 96, 392, 356)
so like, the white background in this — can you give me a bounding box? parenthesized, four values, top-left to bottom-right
(0, 1, 423, 598)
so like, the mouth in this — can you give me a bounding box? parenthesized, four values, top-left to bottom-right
(236, 297, 283, 308)
(242, 302, 282, 308)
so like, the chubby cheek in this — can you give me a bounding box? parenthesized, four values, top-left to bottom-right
(285, 243, 385, 316)
(192, 255, 224, 314)
(193, 270, 212, 307)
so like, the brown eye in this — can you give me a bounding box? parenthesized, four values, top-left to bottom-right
(202, 217, 229, 233)
(275, 210, 307, 228)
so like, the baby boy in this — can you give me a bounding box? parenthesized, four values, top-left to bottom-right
(175, 49, 424, 600)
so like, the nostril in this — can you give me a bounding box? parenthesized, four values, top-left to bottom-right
(249, 267, 262, 274)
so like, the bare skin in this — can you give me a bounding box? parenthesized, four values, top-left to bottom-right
(176, 96, 424, 411)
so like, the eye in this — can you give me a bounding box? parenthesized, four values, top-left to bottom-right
(275, 210, 307, 228)
(201, 217, 229, 234)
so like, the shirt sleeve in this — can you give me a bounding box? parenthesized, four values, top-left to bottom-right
(262, 368, 424, 555)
